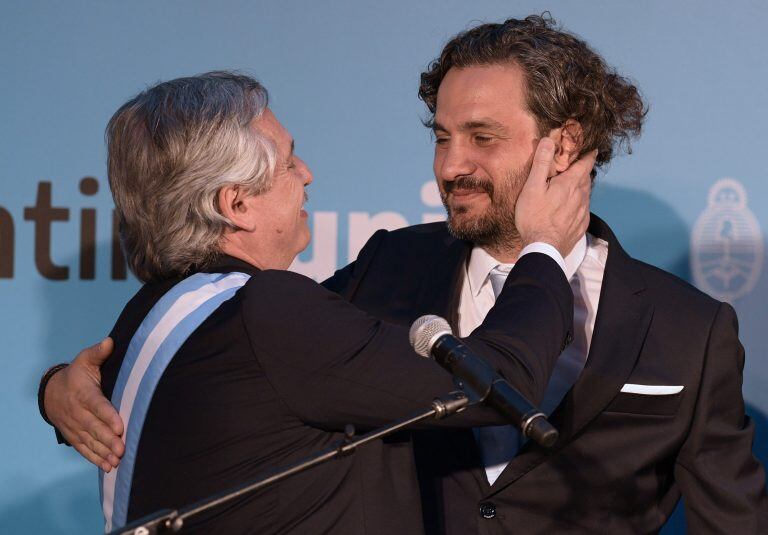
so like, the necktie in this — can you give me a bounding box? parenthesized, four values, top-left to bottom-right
(475, 266, 523, 485)
(488, 266, 508, 299)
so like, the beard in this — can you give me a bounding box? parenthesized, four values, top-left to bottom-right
(440, 163, 530, 252)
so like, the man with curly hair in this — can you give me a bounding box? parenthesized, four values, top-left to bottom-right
(40, 14, 767, 534)
(398, 15, 766, 534)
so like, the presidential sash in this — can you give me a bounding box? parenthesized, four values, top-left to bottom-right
(100, 271, 251, 532)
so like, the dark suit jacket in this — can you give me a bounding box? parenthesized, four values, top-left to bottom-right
(101, 253, 573, 534)
(323, 215, 768, 534)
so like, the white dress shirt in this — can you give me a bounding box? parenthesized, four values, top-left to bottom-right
(458, 234, 609, 485)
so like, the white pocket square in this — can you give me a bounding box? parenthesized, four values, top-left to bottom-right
(620, 384, 684, 395)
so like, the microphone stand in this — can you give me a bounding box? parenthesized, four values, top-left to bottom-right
(108, 391, 471, 535)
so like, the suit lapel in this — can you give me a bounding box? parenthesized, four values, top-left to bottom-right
(411, 232, 471, 331)
(487, 215, 654, 494)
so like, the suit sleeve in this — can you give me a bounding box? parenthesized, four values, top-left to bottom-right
(674, 303, 768, 532)
(240, 252, 572, 431)
(467, 252, 573, 402)
(321, 229, 388, 298)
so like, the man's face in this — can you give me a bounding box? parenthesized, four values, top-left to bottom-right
(432, 63, 541, 249)
(244, 108, 313, 260)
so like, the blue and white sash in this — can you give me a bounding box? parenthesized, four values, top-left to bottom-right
(100, 271, 251, 532)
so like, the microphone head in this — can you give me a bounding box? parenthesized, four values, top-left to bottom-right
(409, 315, 452, 358)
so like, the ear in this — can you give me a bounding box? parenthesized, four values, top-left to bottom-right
(547, 119, 583, 173)
(218, 185, 256, 232)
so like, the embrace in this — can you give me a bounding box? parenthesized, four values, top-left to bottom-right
(39, 14, 767, 535)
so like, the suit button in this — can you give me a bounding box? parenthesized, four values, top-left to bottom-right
(479, 502, 496, 519)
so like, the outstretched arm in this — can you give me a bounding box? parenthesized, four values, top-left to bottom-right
(243, 140, 595, 429)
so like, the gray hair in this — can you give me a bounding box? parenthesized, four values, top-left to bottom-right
(107, 71, 275, 282)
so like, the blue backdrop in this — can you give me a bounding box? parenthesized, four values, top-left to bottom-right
(1, 1, 765, 533)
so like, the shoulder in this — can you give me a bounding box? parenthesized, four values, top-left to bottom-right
(110, 279, 179, 339)
(238, 269, 383, 361)
(104, 277, 185, 395)
(242, 269, 328, 303)
(591, 215, 724, 323)
(381, 221, 453, 242)
(630, 258, 725, 328)
(339, 222, 457, 281)
(322, 222, 457, 299)
(359, 222, 455, 260)
(241, 269, 352, 325)
(239, 271, 323, 343)
(636, 260, 720, 307)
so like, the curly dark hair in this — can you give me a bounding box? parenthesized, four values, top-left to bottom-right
(419, 14, 647, 172)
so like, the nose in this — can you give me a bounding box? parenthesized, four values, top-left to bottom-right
(297, 157, 313, 185)
(435, 141, 476, 183)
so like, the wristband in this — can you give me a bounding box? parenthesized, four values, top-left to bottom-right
(37, 363, 69, 426)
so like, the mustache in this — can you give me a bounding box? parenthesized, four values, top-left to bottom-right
(443, 175, 494, 197)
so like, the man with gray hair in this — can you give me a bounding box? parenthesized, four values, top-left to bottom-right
(40, 70, 592, 533)
(106, 72, 279, 282)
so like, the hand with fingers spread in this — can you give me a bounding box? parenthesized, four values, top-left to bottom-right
(515, 137, 597, 258)
(43, 338, 124, 472)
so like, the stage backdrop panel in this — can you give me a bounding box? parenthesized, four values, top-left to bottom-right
(0, 1, 765, 533)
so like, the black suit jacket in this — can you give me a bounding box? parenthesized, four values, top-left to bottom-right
(323, 216, 768, 534)
(100, 253, 573, 534)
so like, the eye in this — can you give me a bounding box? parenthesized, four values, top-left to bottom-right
(474, 135, 494, 146)
(434, 136, 449, 146)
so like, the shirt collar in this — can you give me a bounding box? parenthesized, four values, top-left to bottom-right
(563, 235, 588, 280)
(466, 235, 588, 297)
(202, 253, 262, 277)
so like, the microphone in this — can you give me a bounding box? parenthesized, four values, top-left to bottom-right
(409, 315, 559, 448)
